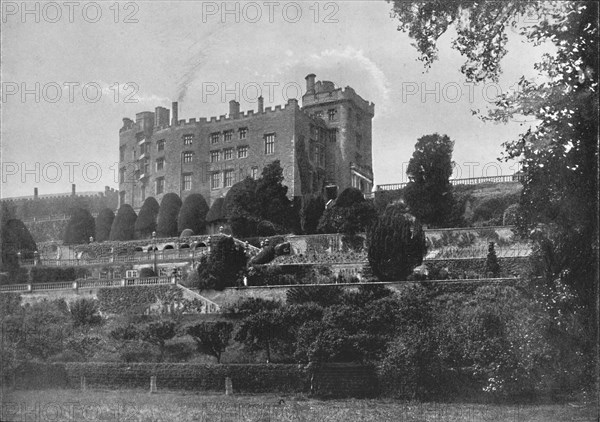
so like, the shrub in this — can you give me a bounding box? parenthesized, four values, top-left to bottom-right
(318, 189, 376, 235)
(139, 267, 157, 278)
(197, 236, 247, 290)
(178, 193, 209, 235)
(156, 193, 182, 237)
(134, 197, 159, 239)
(109, 205, 137, 241)
(95, 208, 115, 242)
(503, 203, 520, 225)
(300, 195, 325, 234)
(367, 202, 427, 281)
(1, 218, 37, 270)
(63, 208, 95, 245)
(69, 298, 102, 327)
(185, 321, 233, 363)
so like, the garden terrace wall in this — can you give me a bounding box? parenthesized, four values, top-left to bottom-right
(8, 362, 378, 397)
(424, 257, 531, 278)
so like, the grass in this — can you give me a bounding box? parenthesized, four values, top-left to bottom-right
(1, 388, 595, 422)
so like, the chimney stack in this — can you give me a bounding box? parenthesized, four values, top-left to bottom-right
(71, 184, 76, 197)
(171, 102, 178, 126)
(34, 187, 38, 200)
(305, 74, 316, 94)
(229, 100, 240, 119)
(257, 96, 264, 113)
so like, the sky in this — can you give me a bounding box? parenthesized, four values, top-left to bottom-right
(1, 1, 551, 198)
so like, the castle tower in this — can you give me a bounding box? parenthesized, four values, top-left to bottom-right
(301, 74, 374, 195)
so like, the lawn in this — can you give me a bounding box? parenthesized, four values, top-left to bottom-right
(1, 389, 595, 422)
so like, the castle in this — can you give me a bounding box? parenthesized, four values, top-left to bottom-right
(118, 74, 375, 209)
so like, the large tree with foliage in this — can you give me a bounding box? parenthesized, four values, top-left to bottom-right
(94, 208, 115, 242)
(134, 197, 159, 239)
(299, 195, 325, 234)
(389, 0, 598, 302)
(186, 321, 233, 363)
(109, 204, 137, 241)
(197, 236, 247, 290)
(223, 177, 259, 238)
(368, 201, 426, 281)
(404, 133, 454, 227)
(156, 193, 182, 238)
(63, 208, 96, 245)
(317, 187, 376, 235)
(388, 0, 598, 389)
(1, 218, 37, 273)
(255, 160, 293, 230)
(178, 194, 209, 235)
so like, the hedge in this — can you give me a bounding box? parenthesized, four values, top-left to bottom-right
(97, 285, 183, 314)
(8, 362, 378, 397)
(29, 266, 90, 284)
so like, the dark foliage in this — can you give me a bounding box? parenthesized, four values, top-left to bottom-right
(178, 194, 209, 235)
(156, 193, 182, 238)
(318, 188, 376, 235)
(134, 197, 159, 239)
(367, 201, 427, 281)
(94, 208, 115, 242)
(300, 195, 325, 234)
(404, 133, 455, 227)
(109, 205, 137, 241)
(63, 208, 95, 245)
(69, 298, 102, 327)
(186, 321, 233, 363)
(138, 267, 156, 278)
(1, 218, 37, 272)
(206, 197, 226, 223)
(197, 236, 247, 290)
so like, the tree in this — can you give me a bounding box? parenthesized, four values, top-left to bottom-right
(317, 187, 376, 235)
(134, 197, 159, 239)
(138, 267, 156, 278)
(367, 201, 426, 281)
(63, 208, 95, 245)
(156, 193, 182, 237)
(186, 321, 233, 363)
(403, 133, 454, 227)
(140, 319, 177, 361)
(255, 160, 293, 230)
(69, 298, 102, 328)
(300, 195, 325, 234)
(485, 242, 501, 277)
(109, 204, 137, 241)
(197, 236, 247, 290)
(388, 0, 598, 299)
(1, 218, 37, 264)
(223, 177, 260, 238)
(177, 194, 209, 235)
(95, 208, 115, 242)
(234, 303, 283, 363)
(388, 0, 598, 392)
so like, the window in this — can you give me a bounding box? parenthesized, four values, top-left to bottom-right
(237, 145, 248, 158)
(119, 168, 125, 183)
(251, 167, 259, 180)
(264, 133, 275, 155)
(156, 178, 164, 195)
(224, 130, 233, 142)
(224, 148, 234, 160)
(183, 174, 192, 190)
(210, 132, 220, 144)
(224, 170, 234, 187)
(328, 108, 337, 121)
(156, 158, 164, 171)
(211, 172, 221, 190)
(141, 184, 146, 201)
(239, 127, 247, 139)
(157, 139, 165, 152)
(183, 152, 193, 163)
(142, 161, 149, 175)
(356, 133, 362, 149)
(133, 149, 136, 160)
(328, 128, 337, 143)
(183, 134, 193, 145)
(210, 150, 220, 163)
(119, 146, 125, 161)
(314, 110, 323, 119)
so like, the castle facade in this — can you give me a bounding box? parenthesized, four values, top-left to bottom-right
(118, 74, 374, 208)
